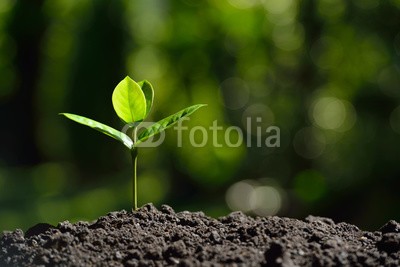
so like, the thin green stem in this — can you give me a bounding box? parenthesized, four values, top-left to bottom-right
(131, 125, 139, 211)
(131, 148, 138, 210)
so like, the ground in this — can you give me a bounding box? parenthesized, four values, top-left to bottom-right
(1, 204, 399, 266)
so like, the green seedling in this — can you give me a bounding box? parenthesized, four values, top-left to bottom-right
(60, 76, 205, 210)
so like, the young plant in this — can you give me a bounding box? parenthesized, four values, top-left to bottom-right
(60, 76, 205, 210)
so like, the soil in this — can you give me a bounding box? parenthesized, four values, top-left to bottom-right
(1, 204, 399, 267)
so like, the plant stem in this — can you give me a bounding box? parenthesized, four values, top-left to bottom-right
(131, 148, 138, 210)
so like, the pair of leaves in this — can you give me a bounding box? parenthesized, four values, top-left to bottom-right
(60, 76, 205, 150)
(112, 77, 153, 124)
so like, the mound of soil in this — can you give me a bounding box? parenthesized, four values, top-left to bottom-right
(1, 204, 399, 266)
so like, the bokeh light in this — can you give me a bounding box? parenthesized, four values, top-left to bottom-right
(226, 179, 257, 212)
(250, 186, 282, 216)
(312, 97, 345, 130)
(310, 96, 356, 132)
(226, 179, 283, 216)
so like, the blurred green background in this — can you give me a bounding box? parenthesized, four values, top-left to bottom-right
(1, 0, 400, 231)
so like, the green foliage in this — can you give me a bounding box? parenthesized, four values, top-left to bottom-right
(112, 76, 148, 124)
(138, 80, 154, 118)
(59, 113, 133, 149)
(137, 104, 206, 144)
(61, 76, 205, 209)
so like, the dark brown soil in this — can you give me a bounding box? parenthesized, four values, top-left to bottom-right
(1, 204, 399, 266)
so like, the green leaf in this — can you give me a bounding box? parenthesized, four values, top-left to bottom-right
(138, 80, 154, 117)
(135, 104, 206, 145)
(59, 113, 133, 149)
(112, 76, 147, 123)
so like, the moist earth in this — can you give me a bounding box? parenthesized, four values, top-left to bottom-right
(1, 204, 399, 266)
